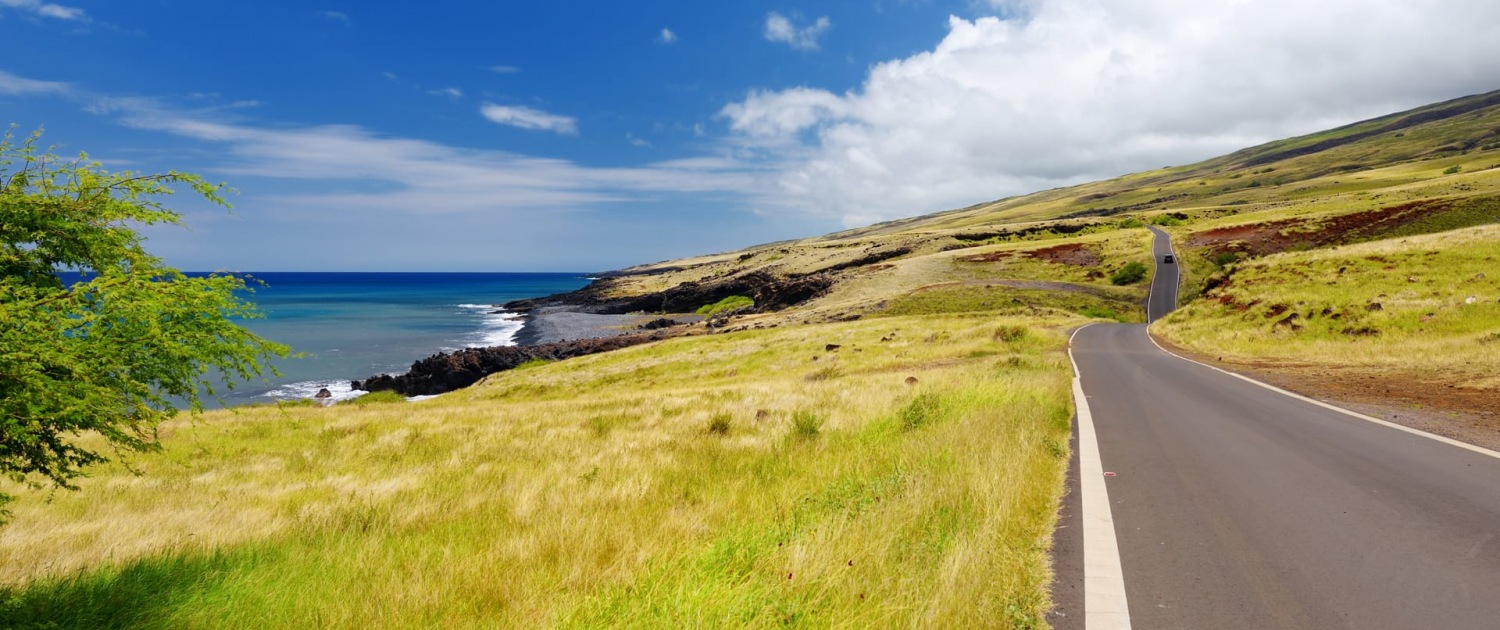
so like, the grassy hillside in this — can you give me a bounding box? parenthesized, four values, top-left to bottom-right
(0, 313, 1079, 628)
(592, 89, 1500, 333)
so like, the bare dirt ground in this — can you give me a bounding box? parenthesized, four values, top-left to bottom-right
(1184, 199, 1455, 257)
(1153, 334, 1500, 452)
(1026, 243, 1103, 266)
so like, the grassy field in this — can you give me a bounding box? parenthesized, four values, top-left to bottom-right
(0, 314, 1079, 629)
(1155, 224, 1500, 390)
(878, 283, 1143, 323)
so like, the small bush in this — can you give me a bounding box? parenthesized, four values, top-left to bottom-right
(993, 325, 1028, 343)
(587, 415, 628, 437)
(1110, 262, 1148, 285)
(898, 393, 943, 431)
(1118, 217, 1145, 229)
(696, 295, 754, 316)
(805, 365, 844, 381)
(515, 358, 553, 370)
(707, 412, 732, 435)
(1212, 252, 1242, 267)
(339, 390, 406, 406)
(1443, 165, 1463, 175)
(1151, 215, 1184, 226)
(791, 410, 823, 439)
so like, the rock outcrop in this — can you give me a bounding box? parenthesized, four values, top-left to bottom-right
(506, 270, 834, 316)
(352, 334, 657, 396)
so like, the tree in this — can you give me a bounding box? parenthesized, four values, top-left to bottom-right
(0, 129, 287, 517)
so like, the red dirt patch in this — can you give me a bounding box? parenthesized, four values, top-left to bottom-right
(1184, 199, 1455, 257)
(958, 250, 1016, 263)
(1025, 243, 1103, 267)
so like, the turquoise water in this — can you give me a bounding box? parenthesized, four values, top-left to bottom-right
(213, 272, 588, 406)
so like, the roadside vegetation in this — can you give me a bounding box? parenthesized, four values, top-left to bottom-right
(0, 314, 1077, 628)
(879, 283, 1142, 323)
(1156, 224, 1500, 391)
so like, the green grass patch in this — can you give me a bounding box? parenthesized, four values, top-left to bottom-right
(337, 390, 406, 405)
(696, 295, 754, 316)
(878, 284, 1144, 322)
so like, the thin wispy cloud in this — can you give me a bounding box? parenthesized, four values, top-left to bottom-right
(658, 28, 677, 44)
(764, 12, 830, 51)
(489, 65, 521, 74)
(84, 97, 758, 216)
(427, 87, 463, 98)
(0, 69, 69, 94)
(318, 10, 349, 23)
(479, 103, 579, 135)
(0, 0, 85, 21)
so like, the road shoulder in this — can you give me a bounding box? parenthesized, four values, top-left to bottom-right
(1148, 332, 1500, 452)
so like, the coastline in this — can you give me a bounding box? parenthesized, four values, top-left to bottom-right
(510, 304, 700, 345)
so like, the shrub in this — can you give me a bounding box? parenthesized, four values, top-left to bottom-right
(898, 393, 943, 431)
(1110, 262, 1149, 285)
(1212, 252, 1242, 267)
(1118, 217, 1145, 229)
(707, 411, 732, 435)
(805, 365, 844, 381)
(515, 358, 552, 370)
(696, 295, 754, 316)
(993, 325, 1028, 343)
(1151, 215, 1184, 226)
(1443, 165, 1463, 175)
(791, 410, 823, 439)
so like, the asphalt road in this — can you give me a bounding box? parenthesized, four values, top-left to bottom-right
(1066, 230, 1500, 629)
(1145, 226, 1178, 323)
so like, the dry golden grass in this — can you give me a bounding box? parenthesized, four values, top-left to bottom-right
(0, 313, 1079, 629)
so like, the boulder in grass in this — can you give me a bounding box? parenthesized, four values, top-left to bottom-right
(315, 388, 333, 399)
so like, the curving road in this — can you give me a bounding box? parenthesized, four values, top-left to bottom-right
(1061, 228, 1500, 629)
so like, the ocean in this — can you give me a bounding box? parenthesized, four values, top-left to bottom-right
(209, 272, 589, 406)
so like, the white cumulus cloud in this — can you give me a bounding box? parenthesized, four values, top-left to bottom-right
(479, 103, 578, 135)
(764, 12, 830, 51)
(0, 0, 85, 20)
(658, 27, 677, 44)
(726, 0, 1500, 227)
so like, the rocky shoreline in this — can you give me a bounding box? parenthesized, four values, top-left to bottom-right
(351, 266, 839, 397)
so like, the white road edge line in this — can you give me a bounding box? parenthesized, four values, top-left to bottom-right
(1068, 324, 1133, 630)
(1143, 332, 1500, 461)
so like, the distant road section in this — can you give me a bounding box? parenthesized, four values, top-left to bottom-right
(1145, 226, 1178, 322)
(1067, 230, 1500, 629)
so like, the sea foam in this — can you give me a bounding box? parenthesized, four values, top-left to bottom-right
(457, 304, 524, 347)
(261, 379, 368, 403)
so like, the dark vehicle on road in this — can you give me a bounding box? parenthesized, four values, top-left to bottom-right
(1163, 254, 1175, 264)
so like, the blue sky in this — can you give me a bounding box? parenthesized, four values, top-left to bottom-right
(4, 1, 1499, 271)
